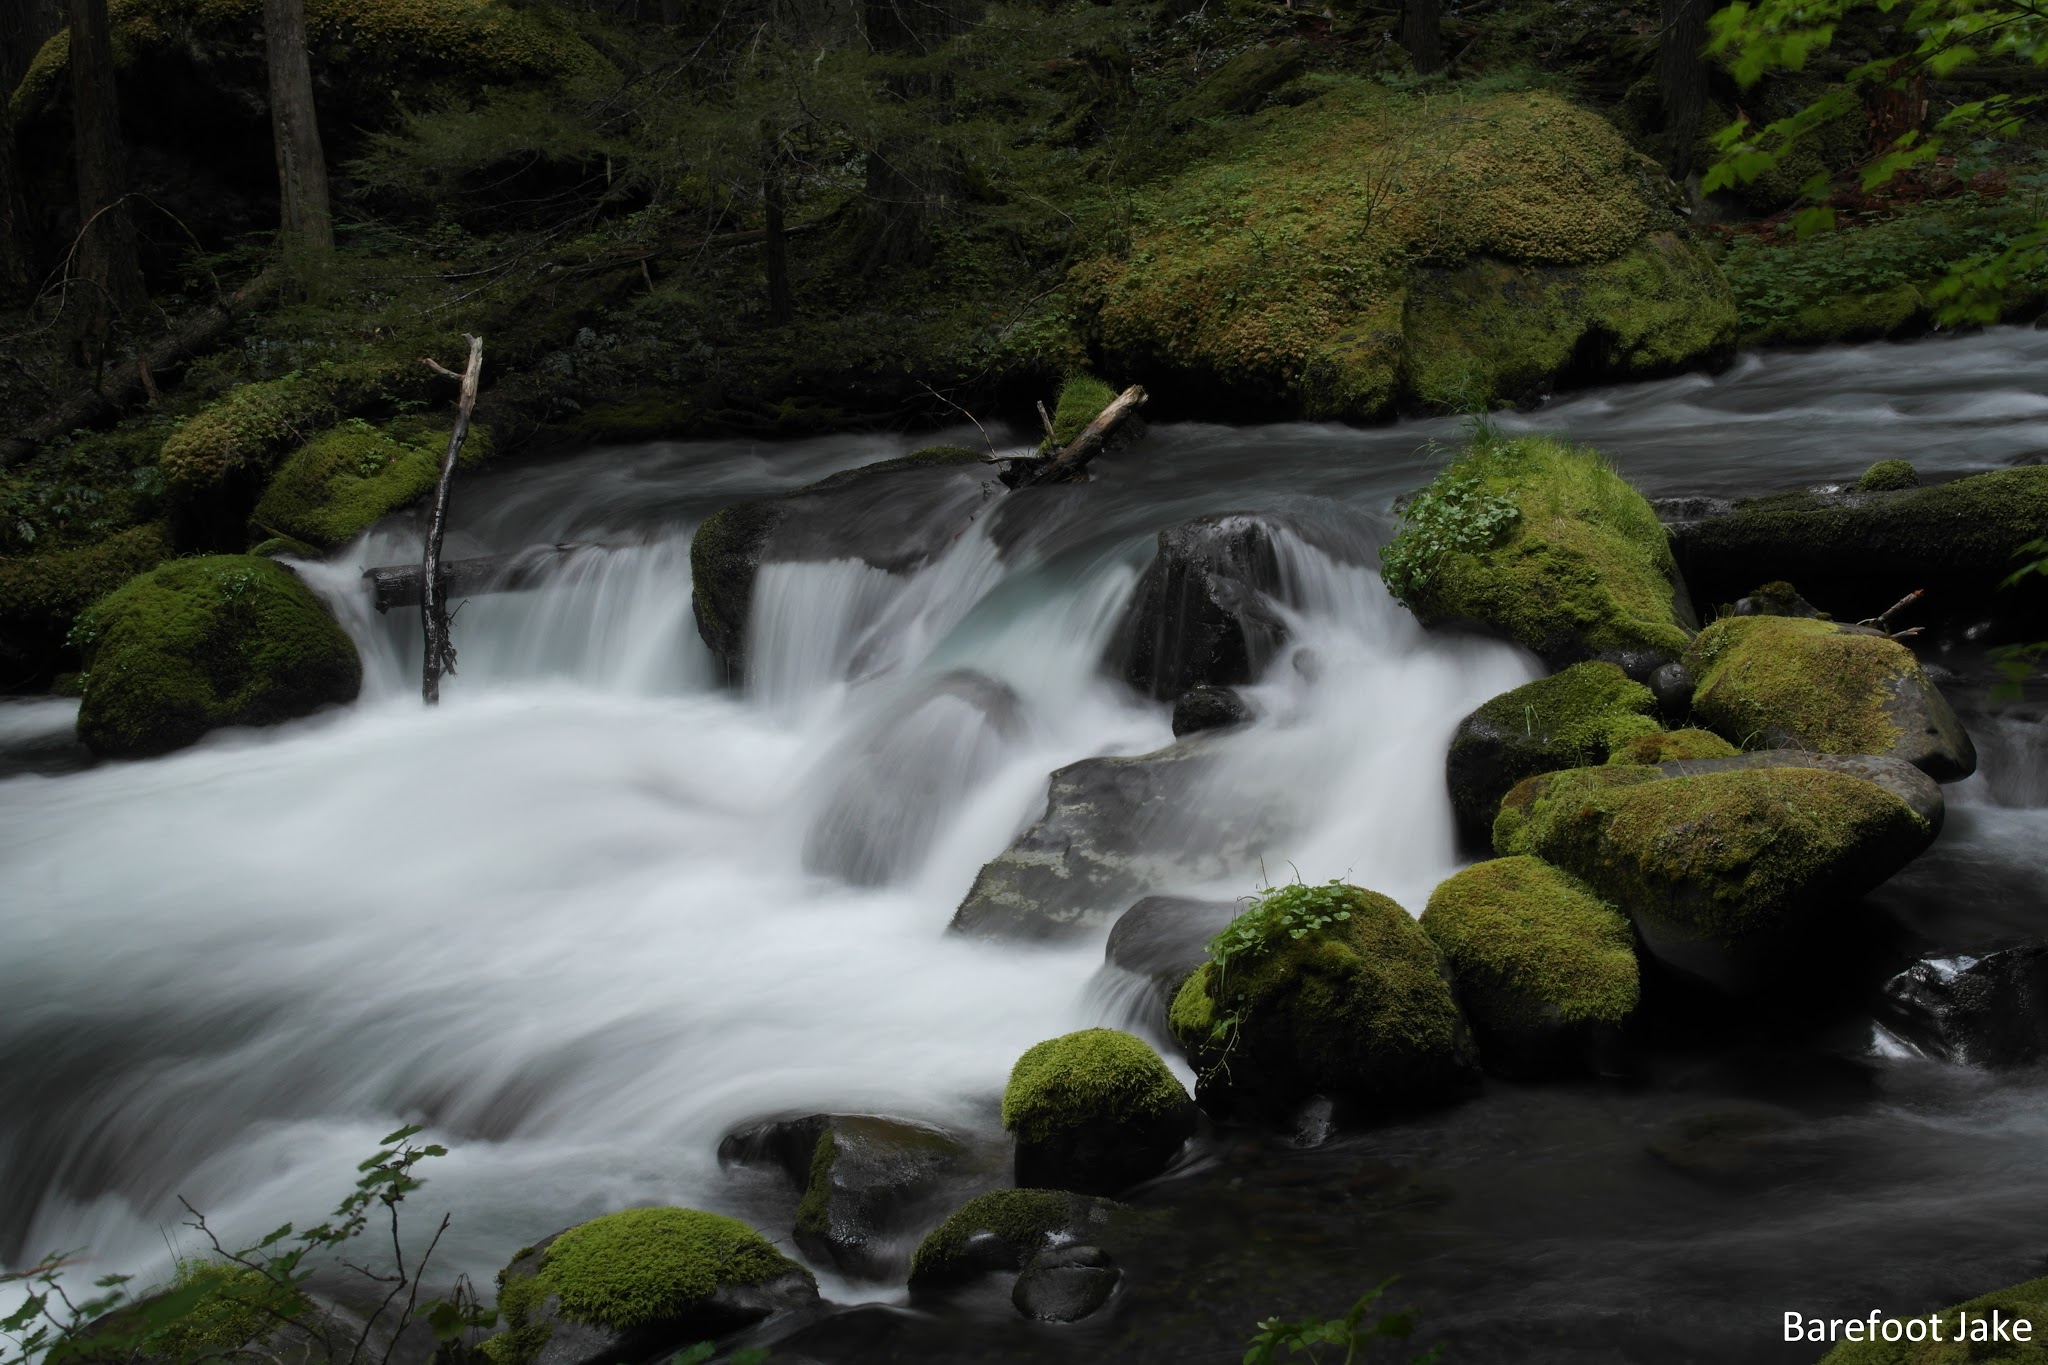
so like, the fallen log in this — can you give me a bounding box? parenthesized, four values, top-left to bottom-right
(1011, 384, 1149, 489)
(363, 542, 599, 613)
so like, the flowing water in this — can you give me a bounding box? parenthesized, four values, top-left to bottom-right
(3, 329, 2047, 1363)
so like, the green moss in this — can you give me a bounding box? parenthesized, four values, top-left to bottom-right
(249, 534, 324, 559)
(1856, 459, 1920, 493)
(1386, 434, 1691, 665)
(792, 1128, 837, 1245)
(0, 523, 174, 681)
(484, 1208, 807, 1365)
(1421, 856, 1639, 1030)
(1479, 662, 1659, 757)
(1684, 615, 1911, 755)
(1044, 374, 1116, 451)
(72, 555, 361, 758)
(1493, 764, 1929, 942)
(250, 416, 491, 551)
(159, 360, 414, 495)
(906, 1190, 1077, 1288)
(561, 397, 699, 444)
(1169, 42, 1308, 123)
(151, 1261, 295, 1359)
(1607, 727, 1739, 764)
(1001, 1028, 1187, 1147)
(1816, 1273, 2048, 1363)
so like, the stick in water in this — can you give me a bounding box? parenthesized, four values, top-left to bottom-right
(419, 334, 483, 705)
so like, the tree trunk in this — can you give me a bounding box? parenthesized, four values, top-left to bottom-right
(1401, 0, 1442, 77)
(262, 0, 334, 272)
(856, 0, 973, 271)
(66, 0, 144, 352)
(762, 156, 791, 323)
(1659, 0, 1708, 177)
(0, 109, 33, 304)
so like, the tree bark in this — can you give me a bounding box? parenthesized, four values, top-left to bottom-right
(1401, 0, 1443, 77)
(420, 335, 483, 706)
(1013, 385, 1147, 488)
(1659, 0, 1708, 177)
(0, 108, 33, 304)
(364, 543, 602, 612)
(262, 0, 334, 270)
(66, 0, 145, 350)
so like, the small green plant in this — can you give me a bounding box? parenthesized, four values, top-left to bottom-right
(1191, 878, 1360, 1078)
(1377, 472, 1521, 605)
(1244, 1280, 1442, 1365)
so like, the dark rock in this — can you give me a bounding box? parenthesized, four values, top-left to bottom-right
(1004, 1030, 1195, 1196)
(907, 1190, 1123, 1296)
(1104, 895, 1240, 1000)
(1731, 581, 1825, 618)
(1879, 943, 2048, 1067)
(1649, 661, 1696, 718)
(1171, 684, 1253, 736)
(1011, 1245, 1121, 1323)
(1110, 513, 1290, 701)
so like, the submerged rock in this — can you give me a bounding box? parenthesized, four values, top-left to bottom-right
(1730, 580, 1825, 619)
(907, 1190, 1123, 1296)
(1012, 1244, 1121, 1323)
(1172, 684, 1254, 736)
(1879, 943, 2048, 1068)
(1110, 514, 1289, 701)
(1002, 1029, 1194, 1195)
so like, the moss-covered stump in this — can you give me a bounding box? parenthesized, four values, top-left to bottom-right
(906, 1190, 1122, 1296)
(1494, 758, 1938, 990)
(1383, 434, 1696, 678)
(1167, 883, 1478, 1119)
(1684, 615, 1976, 782)
(1002, 1029, 1194, 1195)
(71, 556, 361, 758)
(250, 416, 492, 551)
(1079, 81, 1734, 419)
(1661, 467, 2048, 632)
(1421, 857, 1638, 1078)
(483, 1208, 817, 1365)
(689, 447, 991, 683)
(0, 523, 174, 690)
(1815, 1273, 2048, 1363)
(1445, 661, 1662, 845)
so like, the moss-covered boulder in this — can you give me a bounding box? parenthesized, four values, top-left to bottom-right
(1079, 80, 1734, 419)
(1856, 459, 1919, 493)
(907, 1189, 1123, 1295)
(1604, 727, 1738, 765)
(156, 361, 416, 499)
(483, 1208, 817, 1365)
(71, 556, 361, 758)
(1421, 857, 1638, 1078)
(1383, 434, 1695, 677)
(1684, 615, 1976, 781)
(689, 446, 992, 683)
(1494, 757, 1938, 990)
(1167, 882, 1478, 1118)
(0, 523, 173, 690)
(1445, 661, 1662, 844)
(1815, 1272, 2048, 1363)
(1002, 1029, 1194, 1195)
(249, 416, 492, 551)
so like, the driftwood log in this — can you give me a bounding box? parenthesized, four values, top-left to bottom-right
(363, 542, 601, 612)
(419, 335, 483, 704)
(1012, 384, 1149, 489)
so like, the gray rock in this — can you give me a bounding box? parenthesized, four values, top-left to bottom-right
(1110, 514, 1290, 701)
(1103, 895, 1240, 998)
(1879, 942, 2048, 1067)
(1011, 1245, 1121, 1323)
(1649, 661, 1696, 718)
(1171, 684, 1253, 736)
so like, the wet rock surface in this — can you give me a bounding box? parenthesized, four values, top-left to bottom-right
(1110, 513, 1290, 701)
(1011, 1244, 1121, 1323)
(1879, 942, 2048, 1067)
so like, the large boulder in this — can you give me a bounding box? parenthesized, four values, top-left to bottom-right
(1011, 1244, 1121, 1324)
(1078, 83, 1734, 419)
(1684, 614, 1976, 781)
(689, 447, 995, 682)
(1420, 857, 1639, 1078)
(1878, 943, 2048, 1068)
(482, 1208, 817, 1365)
(1381, 434, 1696, 679)
(1167, 882, 1478, 1118)
(1494, 755, 1941, 990)
(1001, 1029, 1195, 1195)
(72, 555, 361, 758)
(906, 1190, 1123, 1296)
(1445, 661, 1662, 844)
(249, 415, 491, 551)
(1109, 514, 1289, 701)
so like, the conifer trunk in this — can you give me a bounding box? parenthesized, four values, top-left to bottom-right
(262, 0, 334, 269)
(66, 0, 144, 350)
(763, 160, 792, 324)
(1402, 0, 1443, 76)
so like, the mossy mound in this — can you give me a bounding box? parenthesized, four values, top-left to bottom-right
(907, 1189, 1120, 1294)
(1684, 615, 1975, 781)
(1167, 882, 1477, 1117)
(1816, 1273, 2048, 1363)
(1001, 1028, 1194, 1195)
(71, 555, 361, 758)
(1079, 80, 1733, 418)
(1856, 459, 1919, 493)
(1445, 660, 1662, 843)
(1421, 856, 1638, 1075)
(1383, 434, 1694, 675)
(157, 361, 420, 498)
(1494, 763, 1934, 989)
(1606, 727, 1739, 765)
(484, 1208, 815, 1365)
(1043, 373, 1117, 451)
(250, 415, 492, 551)
(0, 522, 173, 689)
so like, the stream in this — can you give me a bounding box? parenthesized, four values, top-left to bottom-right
(4, 328, 2048, 1363)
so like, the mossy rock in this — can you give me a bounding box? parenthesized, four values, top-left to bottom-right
(1002, 1028, 1194, 1195)
(0, 522, 173, 689)
(483, 1208, 816, 1365)
(1606, 727, 1738, 765)
(906, 1189, 1122, 1295)
(1384, 434, 1695, 677)
(1042, 373, 1117, 452)
(72, 555, 361, 758)
(1494, 759, 1936, 990)
(1856, 460, 1919, 493)
(1080, 81, 1732, 418)
(1445, 660, 1662, 845)
(1815, 1273, 2048, 1362)
(1167, 883, 1478, 1118)
(1421, 856, 1638, 1077)
(1684, 615, 1976, 781)
(250, 415, 492, 551)
(1169, 41, 1308, 124)
(158, 360, 417, 498)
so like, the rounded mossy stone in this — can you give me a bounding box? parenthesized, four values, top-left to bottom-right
(72, 555, 361, 758)
(1446, 660, 1662, 841)
(1855, 459, 1919, 493)
(1167, 883, 1477, 1116)
(0, 522, 173, 685)
(484, 1208, 813, 1365)
(251, 415, 493, 551)
(1384, 434, 1693, 672)
(1684, 615, 1938, 759)
(1815, 1272, 2048, 1363)
(1421, 856, 1638, 1060)
(1001, 1028, 1194, 1195)
(907, 1189, 1118, 1293)
(157, 360, 412, 494)
(1606, 727, 1739, 764)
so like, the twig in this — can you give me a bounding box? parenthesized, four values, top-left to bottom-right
(915, 380, 1004, 462)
